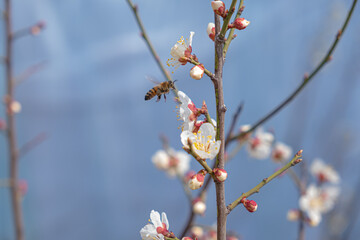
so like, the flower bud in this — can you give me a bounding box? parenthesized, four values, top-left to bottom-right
(241, 198, 258, 212)
(30, 21, 46, 35)
(190, 64, 205, 80)
(238, 124, 252, 143)
(192, 198, 206, 215)
(213, 168, 228, 182)
(18, 179, 28, 196)
(9, 101, 22, 114)
(211, 1, 225, 16)
(188, 170, 206, 190)
(207, 23, 215, 41)
(190, 226, 204, 238)
(182, 237, 193, 240)
(231, 18, 250, 30)
(287, 209, 300, 221)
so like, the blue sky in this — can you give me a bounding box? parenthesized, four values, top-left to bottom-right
(1, 0, 360, 239)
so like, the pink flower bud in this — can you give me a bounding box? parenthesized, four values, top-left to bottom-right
(192, 198, 206, 215)
(182, 237, 193, 240)
(211, 1, 225, 16)
(231, 18, 250, 30)
(188, 170, 206, 190)
(190, 64, 205, 80)
(213, 168, 227, 182)
(190, 226, 204, 238)
(207, 23, 215, 41)
(9, 101, 22, 114)
(31, 21, 46, 35)
(18, 180, 28, 196)
(241, 198, 257, 212)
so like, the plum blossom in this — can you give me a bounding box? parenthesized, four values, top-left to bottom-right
(246, 128, 274, 160)
(310, 158, 340, 184)
(140, 210, 171, 240)
(211, 1, 226, 16)
(181, 123, 221, 160)
(271, 142, 293, 163)
(152, 149, 190, 178)
(167, 32, 195, 72)
(299, 184, 340, 226)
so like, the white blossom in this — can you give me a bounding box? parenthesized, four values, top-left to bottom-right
(152, 149, 190, 177)
(167, 32, 194, 71)
(140, 210, 169, 240)
(181, 123, 221, 160)
(310, 158, 340, 184)
(271, 142, 293, 163)
(247, 128, 274, 160)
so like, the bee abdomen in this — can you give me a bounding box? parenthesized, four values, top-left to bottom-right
(145, 88, 156, 101)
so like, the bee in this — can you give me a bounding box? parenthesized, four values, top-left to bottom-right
(145, 80, 177, 102)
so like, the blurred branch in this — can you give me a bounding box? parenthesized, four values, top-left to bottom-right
(12, 21, 45, 40)
(15, 61, 47, 85)
(18, 132, 48, 158)
(226, 150, 303, 214)
(4, 0, 25, 239)
(228, 0, 358, 143)
(225, 102, 244, 146)
(126, 0, 178, 96)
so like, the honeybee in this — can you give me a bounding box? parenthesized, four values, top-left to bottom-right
(145, 80, 177, 102)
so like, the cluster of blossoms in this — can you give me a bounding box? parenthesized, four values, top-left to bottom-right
(287, 159, 340, 226)
(238, 125, 293, 162)
(167, 1, 250, 81)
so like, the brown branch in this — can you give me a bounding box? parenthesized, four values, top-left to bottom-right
(15, 61, 47, 85)
(4, 0, 25, 239)
(228, 0, 358, 143)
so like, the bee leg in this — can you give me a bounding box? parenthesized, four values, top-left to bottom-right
(164, 94, 167, 102)
(156, 95, 161, 102)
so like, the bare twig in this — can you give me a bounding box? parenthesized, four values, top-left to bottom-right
(15, 61, 47, 85)
(126, 0, 178, 96)
(18, 132, 48, 158)
(228, 0, 358, 143)
(225, 102, 244, 147)
(226, 150, 303, 214)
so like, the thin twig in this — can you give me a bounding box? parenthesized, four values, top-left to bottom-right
(15, 61, 47, 85)
(4, 0, 25, 239)
(126, 0, 178, 96)
(228, 0, 358, 143)
(225, 102, 244, 146)
(226, 150, 303, 214)
(223, 0, 244, 58)
(219, 0, 238, 39)
(18, 132, 48, 158)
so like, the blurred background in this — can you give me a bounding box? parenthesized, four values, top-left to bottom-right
(0, 0, 359, 239)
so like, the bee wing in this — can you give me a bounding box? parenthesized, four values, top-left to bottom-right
(145, 75, 161, 85)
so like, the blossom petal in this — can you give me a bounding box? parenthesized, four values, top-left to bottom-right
(150, 210, 162, 228)
(161, 212, 169, 229)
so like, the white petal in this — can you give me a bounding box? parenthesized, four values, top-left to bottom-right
(199, 123, 216, 140)
(181, 131, 194, 147)
(140, 224, 157, 240)
(150, 210, 162, 228)
(161, 212, 169, 229)
(188, 31, 195, 46)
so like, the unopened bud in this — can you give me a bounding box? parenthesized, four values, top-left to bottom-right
(207, 23, 216, 41)
(182, 237, 193, 240)
(213, 168, 228, 182)
(18, 180, 28, 196)
(211, 1, 225, 16)
(231, 18, 250, 30)
(190, 226, 204, 238)
(9, 101, 22, 114)
(190, 64, 205, 80)
(188, 170, 206, 190)
(241, 198, 257, 212)
(287, 209, 300, 221)
(31, 21, 46, 35)
(192, 198, 206, 215)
